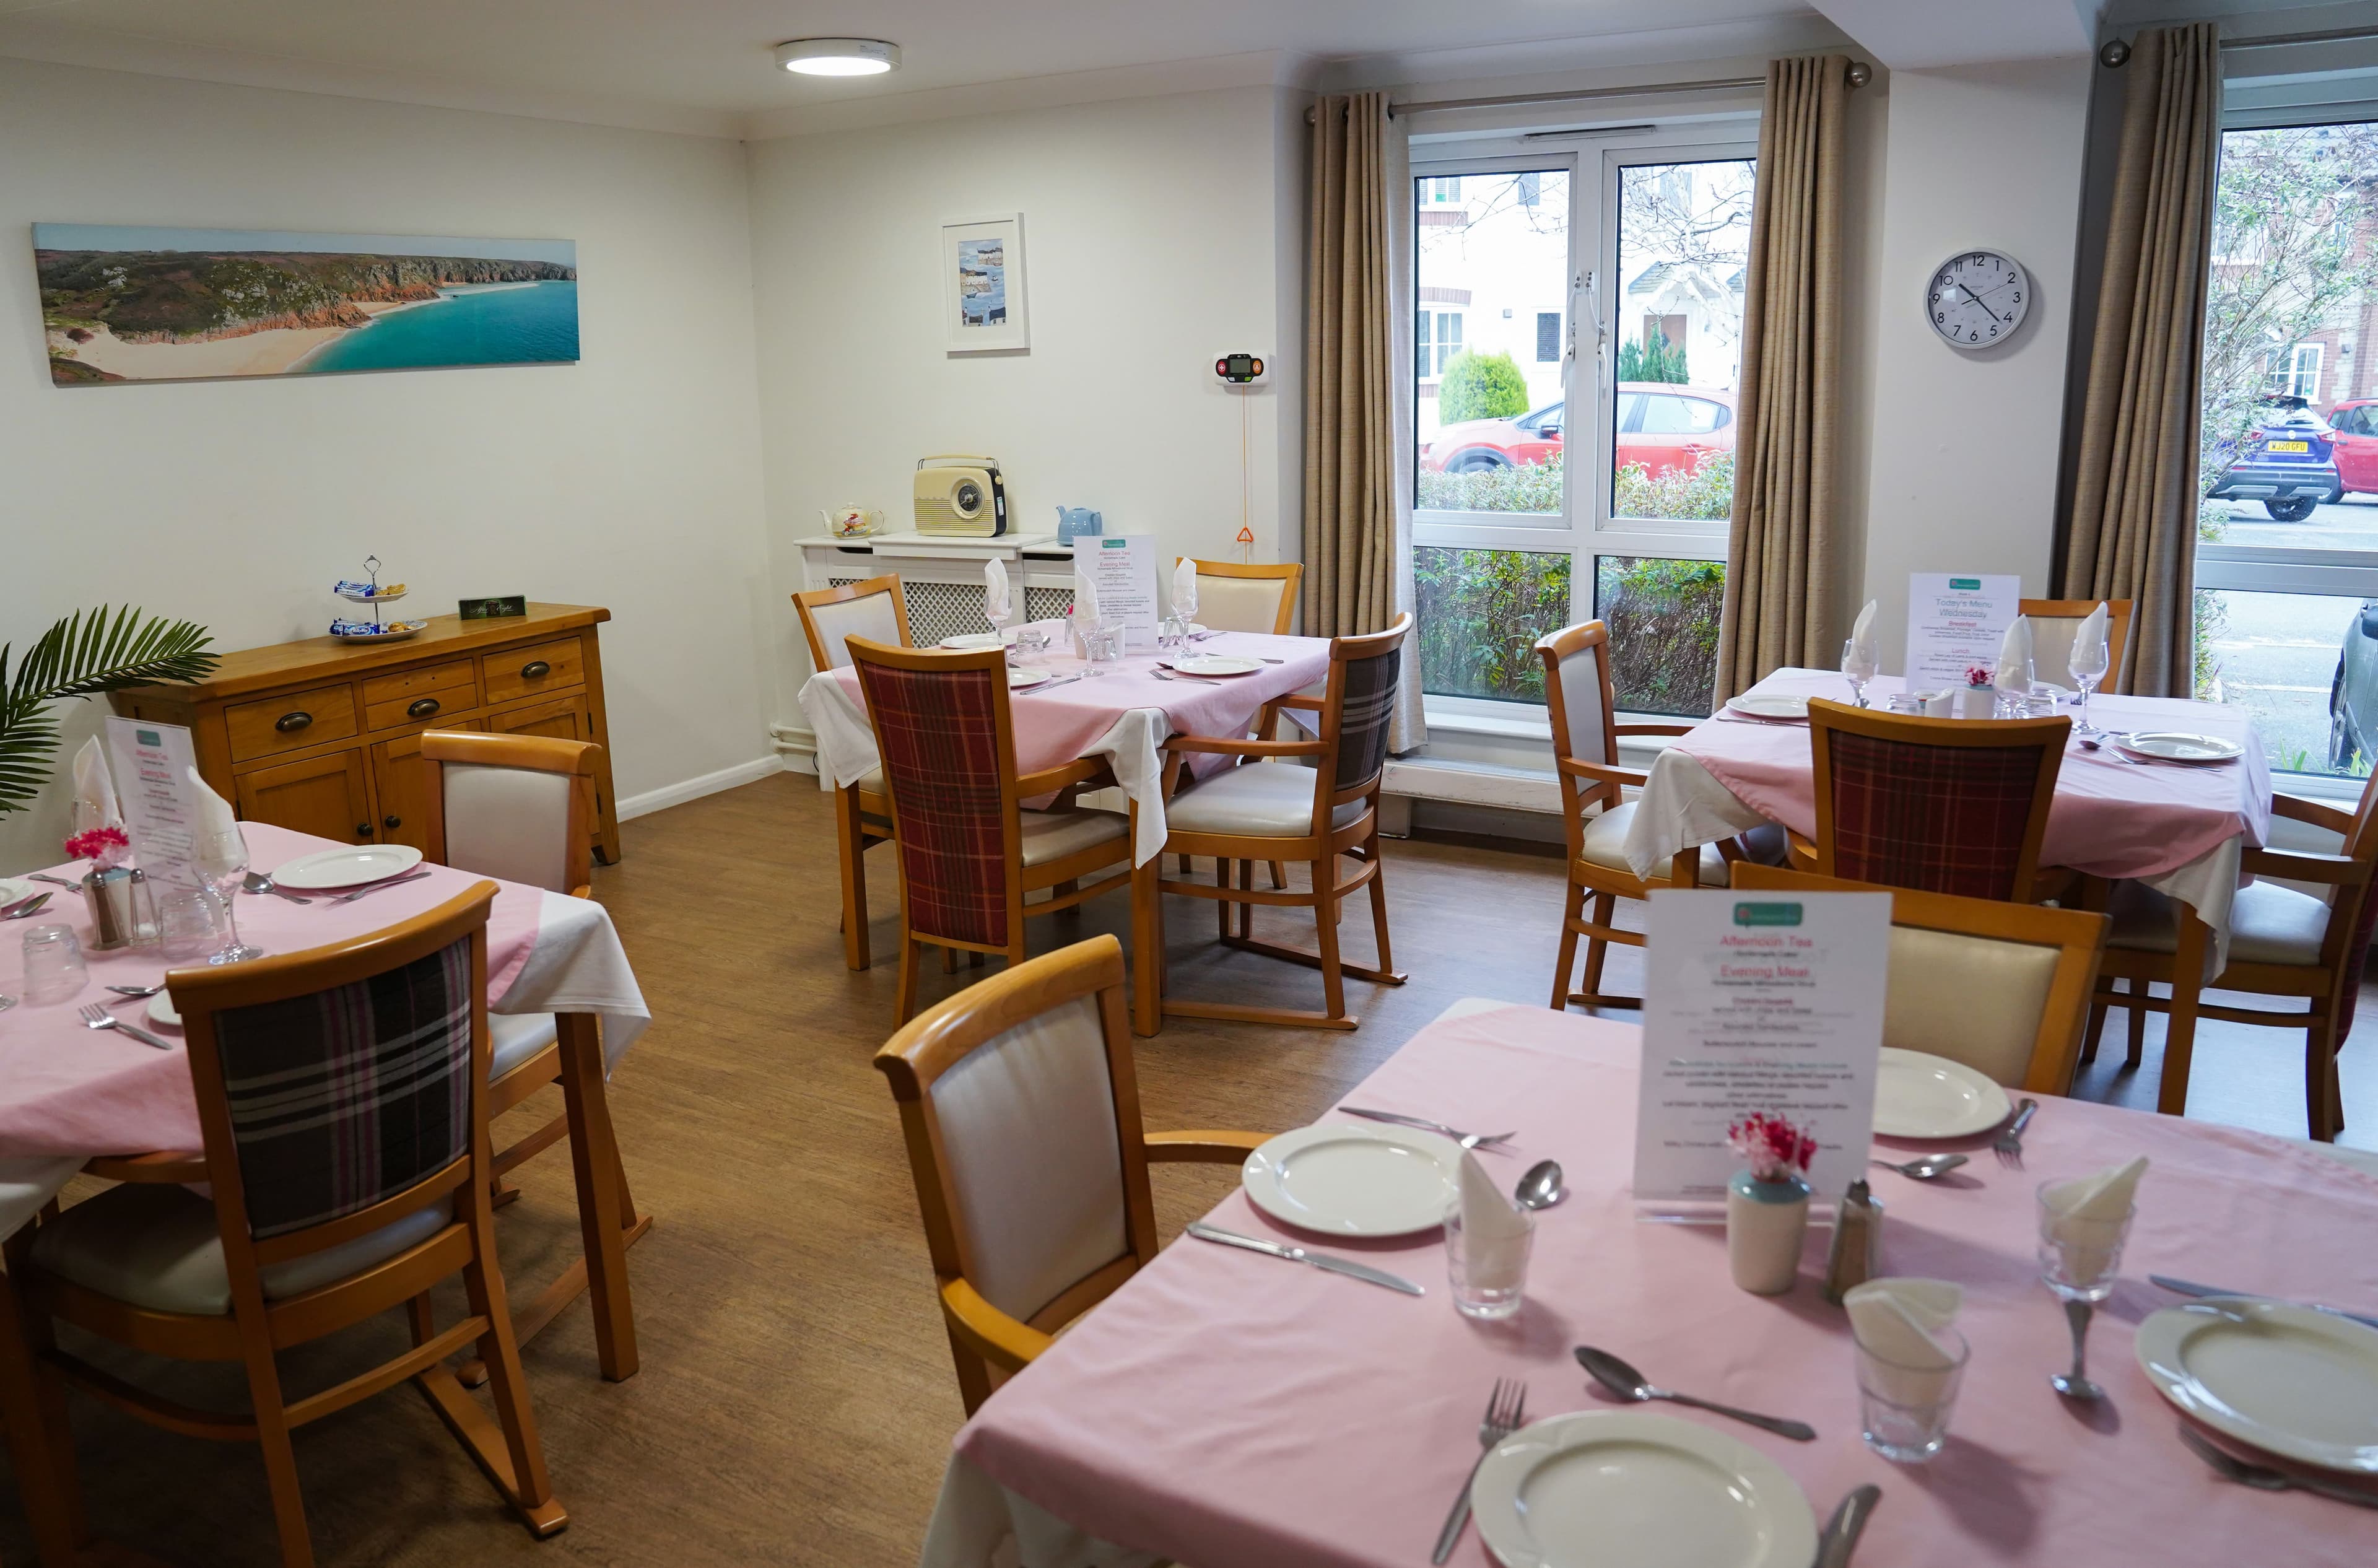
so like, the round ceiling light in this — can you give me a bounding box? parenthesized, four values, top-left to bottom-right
(774, 38, 900, 77)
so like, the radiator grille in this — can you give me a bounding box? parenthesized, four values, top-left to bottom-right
(827, 577, 1074, 645)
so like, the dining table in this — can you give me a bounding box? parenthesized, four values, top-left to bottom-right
(0, 821, 651, 1566)
(920, 998, 2378, 1568)
(797, 624, 1336, 866)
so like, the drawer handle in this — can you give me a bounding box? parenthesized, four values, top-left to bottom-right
(520, 660, 552, 680)
(407, 697, 441, 718)
(383, 814, 403, 830)
(356, 823, 373, 838)
(274, 711, 313, 733)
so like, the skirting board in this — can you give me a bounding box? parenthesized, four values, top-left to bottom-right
(617, 755, 785, 822)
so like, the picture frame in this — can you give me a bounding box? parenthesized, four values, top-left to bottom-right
(941, 213, 1029, 355)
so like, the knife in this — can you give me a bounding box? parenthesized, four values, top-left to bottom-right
(2151, 1274, 2378, 1332)
(1185, 1222, 1424, 1296)
(333, 870, 434, 904)
(1812, 1484, 1879, 1568)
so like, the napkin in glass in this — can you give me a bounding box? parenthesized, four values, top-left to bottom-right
(185, 765, 246, 878)
(1848, 599, 1878, 666)
(2075, 601, 2109, 673)
(1172, 557, 1200, 623)
(1996, 615, 2034, 692)
(2042, 1155, 2146, 1283)
(983, 559, 1011, 627)
(1844, 1277, 1964, 1405)
(70, 735, 124, 838)
(1455, 1151, 1531, 1291)
(1072, 562, 1099, 628)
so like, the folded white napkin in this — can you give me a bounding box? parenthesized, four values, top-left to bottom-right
(2075, 601, 2110, 677)
(1849, 599, 1878, 665)
(983, 559, 1011, 626)
(71, 735, 123, 838)
(1845, 1277, 1964, 1405)
(1996, 615, 2034, 692)
(1073, 562, 1099, 627)
(2042, 1155, 2147, 1284)
(1455, 1151, 1531, 1290)
(185, 767, 246, 880)
(1172, 557, 1200, 622)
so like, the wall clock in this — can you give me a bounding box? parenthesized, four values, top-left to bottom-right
(1925, 250, 2029, 350)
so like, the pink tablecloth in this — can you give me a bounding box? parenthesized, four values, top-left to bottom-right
(953, 1004, 2378, 1567)
(1674, 668, 2274, 882)
(0, 824, 545, 1158)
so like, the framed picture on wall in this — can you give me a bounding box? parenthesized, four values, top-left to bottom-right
(941, 213, 1029, 354)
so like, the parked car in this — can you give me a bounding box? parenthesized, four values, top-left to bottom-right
(2324, 397, 2378, 500)
(1422, 383, 1738, 479)
(2332, 598, 2378, 770)
(2206, 394, 2342, 522)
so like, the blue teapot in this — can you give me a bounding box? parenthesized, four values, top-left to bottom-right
(1055, 507, 1102, 544)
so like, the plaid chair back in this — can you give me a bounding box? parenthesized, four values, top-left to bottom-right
(207, 935, 475, 1240)
(855, 658, 1012, 948)
(1333, 645, 1402, 793)
(1824, 730, 2051, 900)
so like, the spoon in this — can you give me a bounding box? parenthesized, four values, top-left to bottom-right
(106, 984, 165, 1000)
(1572, 1346, 1817, 1440)
(1, 892, 54, 920)
(2051, 1297, 2104, 1401)
(1513, 1159, 1566, 1210)
(1813, 1484, 1881, 1568)
(242, 871, 313, 905)
(1870, 1152, 1968, 1180)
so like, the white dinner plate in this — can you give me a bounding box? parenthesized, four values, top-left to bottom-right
(939, 632, 1006, 650)
(1008, 667, 1053, 690)
(269, 844, 425, 891)
(1872, 1047, 2013, 1139)
(1169, 655, 1262, 677)
(2137, 1299, 2378, 1473)
(1471, 1411, 1817, 1568)
(1724, 694, 1810, 723)
(148, 992, 182, 1029)
(2116, 731, 2244, 765)
(1240, 1124, 1462, 1237)
(0, 878, 33, 910)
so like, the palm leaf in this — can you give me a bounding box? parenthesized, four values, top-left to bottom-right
(0, 606, 219, 819)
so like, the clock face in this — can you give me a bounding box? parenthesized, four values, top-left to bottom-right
(1927, 251, 2029, 349)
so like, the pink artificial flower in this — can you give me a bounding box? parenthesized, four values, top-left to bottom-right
(1727, 1111, 1818, 1182)
(64, 825, 129, 870)
(1965, 664, 1995, 689)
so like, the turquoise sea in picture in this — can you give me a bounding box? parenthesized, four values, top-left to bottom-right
(303, 281, 580, 373)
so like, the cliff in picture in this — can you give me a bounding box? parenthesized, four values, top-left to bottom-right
(36, 225, 579, 384)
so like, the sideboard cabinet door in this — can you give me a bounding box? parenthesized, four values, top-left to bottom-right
(233, 750, 377, 843)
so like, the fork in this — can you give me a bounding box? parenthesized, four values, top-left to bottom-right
(1154, 668, 1222, 686)
(1432, 1377, 1527, 1563)
(77, 1003, 173, 1051)
(2177, 1423, 2378, 1509)
(28, 873, 85, 894)
(333, 871, 433, 904)
(1994, 1097, 2040, 1167)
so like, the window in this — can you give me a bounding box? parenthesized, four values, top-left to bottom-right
(2285, 342, 2325, 399)
(1411, 124, 1756, 707)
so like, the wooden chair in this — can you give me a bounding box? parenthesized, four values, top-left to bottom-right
(416, 729, 646, 1383)
(12, 886, 563, 1566)
(1136, 615, 1410, 1033)
(2081, 773, 2378, 1139)
(1733, 865, 2113, 1097)
(1806, 698, 2070, 903)
(1539, 621, 1778, 1011)
(1182, 557, 1302, 635)
(2019, 597, 2136, 694)
(846, 636, 1135, 1023)
(873, 933, 1266, 1415)
(793, 574, 913, 970)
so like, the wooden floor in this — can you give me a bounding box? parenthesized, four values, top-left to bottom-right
(2, 770, 2369, 1566)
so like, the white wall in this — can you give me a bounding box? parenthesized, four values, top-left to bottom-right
(0, 58, 777, 867)
(744, 84, 1307, 719)
(1856, 55, 2098, 671)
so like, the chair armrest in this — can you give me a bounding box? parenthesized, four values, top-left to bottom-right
(1145, 1130, 1271, 1164)
(1016, 756, 1109, 797)
(2272, 793, 2356, 835)
(1275, 694, 1325, 712)
(1163, 736, 1326, 759)
(2242, 846, 2370, 886)
(939, 1278, 1053, 1375)
(1559, 757, 1650, 790)
(1613, 722, 1694, 738)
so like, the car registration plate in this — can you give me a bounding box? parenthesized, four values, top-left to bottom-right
(2267, 440, 2311, 453)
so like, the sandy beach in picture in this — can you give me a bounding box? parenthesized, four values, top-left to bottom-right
(47, 300, 422, 379)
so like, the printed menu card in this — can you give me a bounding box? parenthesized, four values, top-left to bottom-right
(1632, 888, 1891, 1217)
(1905, 572, 2019, 690)
(104, 716, 203, 891)
(1079, 533, 1160, 650)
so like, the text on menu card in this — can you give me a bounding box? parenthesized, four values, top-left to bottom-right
(1904, 572, 2019, 691)
(1082, 534, 1160, 651)
(103, 716, 204, 892)
(1632, 889, 1890, 1217)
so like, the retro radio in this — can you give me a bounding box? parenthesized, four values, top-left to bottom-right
(912, 455, 1008, 537)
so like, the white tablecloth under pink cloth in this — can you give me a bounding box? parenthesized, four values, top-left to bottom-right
(0, 823, 647, 1164)
(798, 627, 1334, 865)
(932, 1001, 2378, 1568)
(1626, 668, 2275, 970)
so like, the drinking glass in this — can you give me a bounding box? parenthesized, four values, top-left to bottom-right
(1853, 1322, 1969, 1463)
(157, 886, 224, 962)
(1886, 692, 1928, 715)
(1444, 1198, 1534, 1320)
(1012, 627, 1049, 668)
(194, 827, 264, 964)
(2067, 637, 2110, 737)
(1840, 638, 1879, 708)
(2036, 1181, 2135, 1302)
(1081, 621, 1126, 675)
(20, 925, 89, 1005)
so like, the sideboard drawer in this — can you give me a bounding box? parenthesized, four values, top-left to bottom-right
(226, 682, 359, 763)
(482, 636, 583, 705)
(362, 659, 476, 731)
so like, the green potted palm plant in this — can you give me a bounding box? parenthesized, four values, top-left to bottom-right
(1, 607, 220, 822)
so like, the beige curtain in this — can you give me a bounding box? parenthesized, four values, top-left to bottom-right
(1304, 90, 1424, 751)
(1714, 54, 1851, 704)
(2062, 23, 2220, 697)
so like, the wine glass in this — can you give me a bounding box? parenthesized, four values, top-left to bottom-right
(194, 827, 264, 964)
(1841, 638, 1879, 708)
(2067, 636, 2110, 738)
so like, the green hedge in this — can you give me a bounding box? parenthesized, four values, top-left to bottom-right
(1414, 452, 1736, 522)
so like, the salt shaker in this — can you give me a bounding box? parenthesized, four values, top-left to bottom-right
(1824, 1179, 1883, 1305)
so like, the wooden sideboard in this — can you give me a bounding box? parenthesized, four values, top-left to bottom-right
(112, 603, 622, 864)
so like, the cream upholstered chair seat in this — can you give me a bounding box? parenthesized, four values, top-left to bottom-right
(443, 762, 578, 895)
(807, 588, 907, 671)
(31, 1182, 447, 1317)
(1883, 925, 2062, 1087)
(1018, 809, 1127, 869)
(1196, 575, 1295, 635)
(2106, 879, 2328, 967)
(1579, 803, 1727, 886)
(1164, 764, 1365, 838)
(490, 1011, 562, 1079)
(858, 764, 887, 798)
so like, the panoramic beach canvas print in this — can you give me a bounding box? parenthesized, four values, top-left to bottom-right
(35, 225, 578, 385)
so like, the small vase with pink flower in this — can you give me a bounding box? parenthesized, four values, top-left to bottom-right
(1725, 1111, 1818, 1296)
(69, 825, 156, 951)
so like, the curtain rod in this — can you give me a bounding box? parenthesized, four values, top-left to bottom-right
(1302, 61, 1871, 124)
(2104, 23, 2378, 68)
